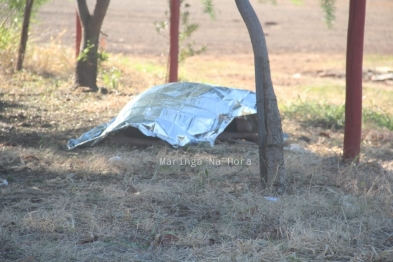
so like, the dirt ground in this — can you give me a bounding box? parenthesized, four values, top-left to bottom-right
(1, 1, 393, 261)
(32, 0, 393, 57)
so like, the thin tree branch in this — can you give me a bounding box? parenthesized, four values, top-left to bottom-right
(235, 0, 266, 57)
(16, 0, 34, 71)
(76, 0, 90, 27)
(91, 0, 110, 34)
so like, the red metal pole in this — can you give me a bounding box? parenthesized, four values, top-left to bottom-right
(343, 0, 366, 162)
(76, 9, 82, 58)
(169, 0, 180, 82)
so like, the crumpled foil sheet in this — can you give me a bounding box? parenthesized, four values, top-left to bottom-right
(67, 82, 257, 149)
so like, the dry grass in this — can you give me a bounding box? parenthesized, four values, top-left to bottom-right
(1, 141, 392, 261)
(1, 38, 393, 261)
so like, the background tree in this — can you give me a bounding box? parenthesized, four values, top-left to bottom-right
(74, 0, 110, 92)
(16, 0, 34, 71)
(0, 0, 49, 26)
(0, 0, 49, 71)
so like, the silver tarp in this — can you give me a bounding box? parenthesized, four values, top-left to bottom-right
(67, 82, 257, 149)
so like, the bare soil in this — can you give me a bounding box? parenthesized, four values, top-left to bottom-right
(32, 0, 393, 56)
(30, 0, 393, 89)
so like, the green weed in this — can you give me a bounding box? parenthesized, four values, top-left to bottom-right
(281, 100, 345, 129)
(363, 107, 393, 130)
(281, 100, 393, 131)
(154, 1, 212, 63)
(101, 66, 121, 90)
(0, 25, 19, 69)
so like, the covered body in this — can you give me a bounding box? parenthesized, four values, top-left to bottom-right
(67, 82, 257, 149)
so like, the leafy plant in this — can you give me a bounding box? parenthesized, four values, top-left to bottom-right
(363, 106, 393, 130)
(101, 66, 121, 90)
(258, 0, 277, 4)
(281, 100, 345, 129)
(201, 0, 216, 19)
(0, 0, 50, 27)
(320, 0, 336, 28)
(281, 100, 393, 131)
(0, 22, 18, 49)
(77, 42, 94, 62)
(154, 0, 215, 63)
(178, 3, 207, 62)
(257, 0, 336, 28)
(78, 40, 118, 89)
(77, 41, 108, 65)
(0, 0, 50, 70)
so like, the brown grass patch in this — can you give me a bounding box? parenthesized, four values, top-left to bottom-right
(1, 42, 393, 261)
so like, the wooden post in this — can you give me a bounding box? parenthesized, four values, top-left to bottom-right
(16, 0, 34, 71)
(343, 0, 366, 162)
(169, 0, 180, 82)
(76, 9, 82, 58)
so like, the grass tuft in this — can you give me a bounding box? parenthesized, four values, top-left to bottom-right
(1, 28, 393, 261)
(281, 100, 393, 131)
(281, 100, 345, 129)
(363, 107, 393, 130)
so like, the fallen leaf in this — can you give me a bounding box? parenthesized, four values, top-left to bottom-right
(17, 113, 26, 119)
(265, 21, 278, 26)
(17, 256, 36, 262)
(17, 122, 31, 127)
(1, 221, 16, 227)
(23, 155, 40, 162)
(77, 235, 99, 245)
(29, 197, 42, 203)
(127, 185, 139, 194)
(152, 234, 178, 246)
(319, 132, 331, 138)
(298, 135, 311, 143)
(208, 238, 216, 246)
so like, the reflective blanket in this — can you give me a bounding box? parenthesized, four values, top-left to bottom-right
(67, 82, 257, 149)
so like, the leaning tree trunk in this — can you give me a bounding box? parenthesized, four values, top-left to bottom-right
(235, 0, 286, 192)
(16, 0, 34, 71)
(74, 0, 110, 92)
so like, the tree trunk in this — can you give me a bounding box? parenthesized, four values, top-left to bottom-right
(235, 0, 286, 193)
(74, 0, 110, 91)
(16, 0, 34, 71)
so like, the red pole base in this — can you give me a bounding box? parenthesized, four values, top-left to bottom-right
(168, 0, 180, 83)
(343, 0, 366, 162)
